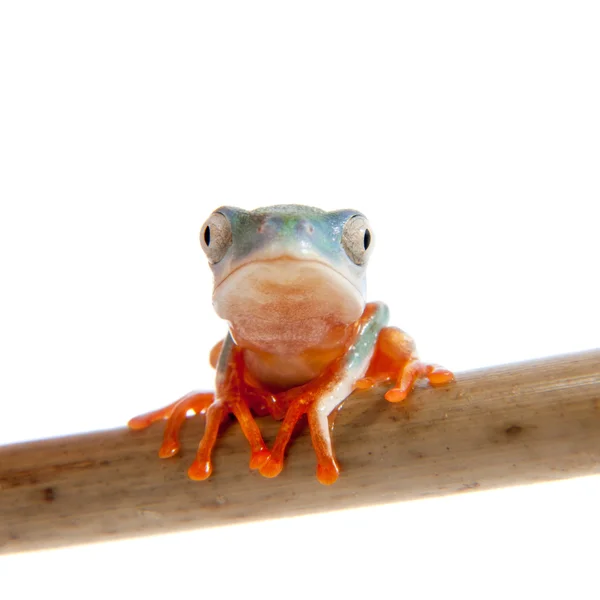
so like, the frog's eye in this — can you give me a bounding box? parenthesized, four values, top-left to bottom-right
(200, 212, 232, 264)
(341, 215, 373, 265)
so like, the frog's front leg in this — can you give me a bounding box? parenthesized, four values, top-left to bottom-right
(128, 340, 225, 457)
(187, 388, 271, 479)
(357, 327, 455, 402)
(187, 334, 271, 479)
(260, 302, 389, 485)
(258, 379, 345, 485)
(129, 335, 270, 480)
(128, 391, 214, 458)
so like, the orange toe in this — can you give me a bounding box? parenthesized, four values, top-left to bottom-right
(259, 457, 284, 478)
(428, 369, 455, 387)
(355, 377, 376, 390)
(188, 459, 212, 481)
(128, 416, 153, 430)
(249, 448, 271, 470)
(158, 439, 180, 458)
(316, 462, 339, 485)
(385, 388, 408, 403)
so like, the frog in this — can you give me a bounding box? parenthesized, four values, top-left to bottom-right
(128, 205, 454, 484)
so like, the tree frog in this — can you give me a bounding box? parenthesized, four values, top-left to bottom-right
(129, 205, 454, 484)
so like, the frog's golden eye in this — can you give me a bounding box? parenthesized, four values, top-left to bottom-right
(342, 215, 373, 265)
(200, 212, 232, 264)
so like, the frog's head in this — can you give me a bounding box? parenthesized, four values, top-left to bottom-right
(200, 205, 374, 355)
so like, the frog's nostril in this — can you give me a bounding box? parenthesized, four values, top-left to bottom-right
(297, 220, 314, 235)
(258, 219, 274, 234)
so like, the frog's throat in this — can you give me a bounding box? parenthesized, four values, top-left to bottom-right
(212, 258, 365, 356)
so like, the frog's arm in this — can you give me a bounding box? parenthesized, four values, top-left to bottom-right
(128, 335, 270, 479)
(260, 302, 389, 485)
(259, 303, 455, 484)
(187, 333, 271, 479)
(127, 339, 226, 456)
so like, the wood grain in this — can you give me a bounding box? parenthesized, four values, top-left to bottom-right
(1, 350, 599, 554)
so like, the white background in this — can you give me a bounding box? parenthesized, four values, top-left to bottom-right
(1, 2, 599, 599)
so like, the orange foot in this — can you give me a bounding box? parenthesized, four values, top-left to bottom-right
(356, 327, 455, 402)
(385, 360, 454, 403)
(128, 389, 270, 480)
(129, 338, 272, 480)
(128, 391, 214, 458)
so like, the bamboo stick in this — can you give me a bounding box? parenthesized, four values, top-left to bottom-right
(1, 350, 599, 554)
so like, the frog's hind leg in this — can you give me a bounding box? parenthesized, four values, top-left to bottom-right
(128, 391, 214, 458)
(385, 359, 454, 403)
(362, 327, 454, 403)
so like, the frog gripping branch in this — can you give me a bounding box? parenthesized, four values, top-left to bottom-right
(128, 205, 454, 485)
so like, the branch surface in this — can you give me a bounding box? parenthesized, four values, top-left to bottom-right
(1, 350, 599, 554)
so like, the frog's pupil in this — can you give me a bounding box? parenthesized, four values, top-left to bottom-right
(204, 226, 211, 246)
(363, 229, 371, 250)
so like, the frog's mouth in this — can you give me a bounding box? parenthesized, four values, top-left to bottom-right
(212, 258, 365, 355)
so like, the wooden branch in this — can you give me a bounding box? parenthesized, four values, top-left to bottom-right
(1, 350, 599, 554)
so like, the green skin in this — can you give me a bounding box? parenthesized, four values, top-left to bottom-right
(209, 205, 368, 296)
(205, 205, 389, 392)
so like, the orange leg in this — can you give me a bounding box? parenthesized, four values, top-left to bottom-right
(354, 373, 393, 391)
(159, 392, 214, 457)
(129, 336, 270, 480)
(260, 367, 359, 484)
(188, 388, 271, 479)
(128, 399, 181, 430)
(308, 408, 339, 485)
(229, 398, 271, 469)
(260, 392, 307, 478)
(362, 326, 454, 402)
(385, 360, 454, 402)
(261, 303, 389, 484)
(187, 400, 227, 480)
(209, 339, 225, 368)
(128, 391, 214, 458)
(260, 394, 339, 484)
(187, 341, 272, 479)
